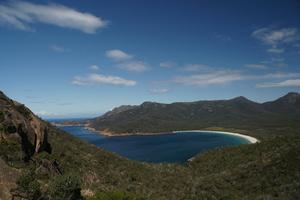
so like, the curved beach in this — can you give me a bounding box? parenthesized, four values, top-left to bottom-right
(173, 130, 259, 144)
(85, 125, 259, 144)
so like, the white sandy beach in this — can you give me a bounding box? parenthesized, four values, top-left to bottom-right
(173, 130, 259, 144)
(83, 125, 259, 144)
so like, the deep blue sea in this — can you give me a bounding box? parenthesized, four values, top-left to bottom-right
(57, 125, 250, 163)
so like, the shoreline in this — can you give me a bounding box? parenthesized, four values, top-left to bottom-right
(83, 125, 259, 144)
(51, 122, 85, 127)
(173, 130, 259, 144)
(55, 124, 259, 144)
(84, 126, 173, 137)
(58, 125, 259, 163)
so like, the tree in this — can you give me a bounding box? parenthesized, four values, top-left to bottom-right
(48, 174, 82, 200)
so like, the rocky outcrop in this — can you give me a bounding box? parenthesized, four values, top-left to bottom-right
(0, 91, 51, 161)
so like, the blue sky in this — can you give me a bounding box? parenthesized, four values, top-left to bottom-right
(0, 0, 300, 118)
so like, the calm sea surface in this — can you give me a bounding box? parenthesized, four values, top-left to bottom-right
(57, 125, 250, 163)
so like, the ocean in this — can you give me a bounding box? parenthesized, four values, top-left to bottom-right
(57, 125, 250, 163)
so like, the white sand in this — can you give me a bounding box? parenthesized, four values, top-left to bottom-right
(173, 130, 259, 144)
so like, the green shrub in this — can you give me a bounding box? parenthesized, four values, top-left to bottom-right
(88, 191, 146, 200)
(36, 151, 55, 160)
(48, 174, 82, 200)
(16, 170, 41, 200)
(15, 104, 31, 119)
(0, 139, 22, 163)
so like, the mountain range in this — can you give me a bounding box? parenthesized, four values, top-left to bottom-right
(88, 92, 300, 135)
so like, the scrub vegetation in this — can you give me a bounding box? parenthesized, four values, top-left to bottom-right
(1, 91, 300, 199)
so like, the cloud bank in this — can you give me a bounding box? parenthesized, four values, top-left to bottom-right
(252, 27, 299, 46)
(172, 70, 243, 86)
(72, 73, 136, 86)
(117, 61, 148, 72)
(106, 49, 133, 61)
(245, 64, 267, 69)
(0, 0, 107, 33)
(257, 79, 300, 88)
(149, 88, 169, 94)
(90, 65, 99, 71)
(106, 49, 149, 72)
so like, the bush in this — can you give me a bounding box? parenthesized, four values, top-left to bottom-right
(36, 151, 55, 160)
(48, 174, 82, 200)
(0, 139, 22, 163)
(15, 170, 41, 200)
(88, 191, 145, 200)
(15, 104, 31, 119)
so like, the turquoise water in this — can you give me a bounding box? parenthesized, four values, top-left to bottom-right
(58, 125, 250, 163)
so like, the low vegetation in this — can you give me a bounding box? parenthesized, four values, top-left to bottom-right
(1, 91, 300, 199)
(3, 126, 298, 199)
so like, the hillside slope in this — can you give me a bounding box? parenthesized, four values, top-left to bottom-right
(1, 91, 300, 199)
(88, 92, 300, 136)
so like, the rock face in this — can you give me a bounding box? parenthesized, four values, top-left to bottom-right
(0, 91, 51, 161)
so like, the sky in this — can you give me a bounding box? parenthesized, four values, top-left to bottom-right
(0, 0, 300, 118)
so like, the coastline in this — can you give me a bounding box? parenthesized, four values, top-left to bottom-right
(84, 126, 172, 137)
(83, 125, 259, 144)
(173, 130, 259, 144)
(58, 125, 259, 163)
(51, 122, 85, 127)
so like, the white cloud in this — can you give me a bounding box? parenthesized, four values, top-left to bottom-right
(150, 88, 169, 94)
(72, 73, 136, 86)
(245, 64, 267, 69)
(35, 110, 58, 117)
(117, 61, 149, 72)
(106, 49, 133, 61)
(172, 70, 243, 86)
(0, 1, 107, 33)
(50, 44, 68, 52)
(257, 79, 300, 88)
(171, 69, 300, 87)
(90, 65, 99, 70)
(180, 64, 212, 72)
(261, 72, 300, 79)
(160, 61, 176, 68)
(267, 48, 284, 54)
(105, 49, 149, 72)
(252, 27, 299, 46)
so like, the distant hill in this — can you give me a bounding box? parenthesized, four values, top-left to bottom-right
(88, 92, 300, 135)
(263, 92, 300, 113)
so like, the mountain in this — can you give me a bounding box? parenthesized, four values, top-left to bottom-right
(263, 92, 300, 113)
(88, 93, 300, 135)
(1, 91, 300, 199)
(0, 91, 51, 161)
